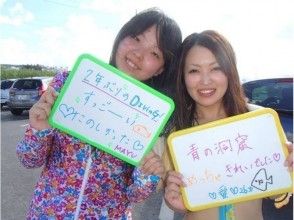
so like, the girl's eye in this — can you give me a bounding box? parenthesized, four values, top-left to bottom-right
(133, 36, 140, 42)
(151, 51, 160, 59)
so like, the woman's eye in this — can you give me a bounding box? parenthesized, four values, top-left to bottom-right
(212, 66, 221, 72)
(188, 69, 199, 74)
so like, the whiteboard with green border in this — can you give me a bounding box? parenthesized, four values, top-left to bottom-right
(49, 54, 174, 166)
(168, 108, 293, 211)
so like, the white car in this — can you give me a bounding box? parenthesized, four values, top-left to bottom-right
(1, 79, 16, 109)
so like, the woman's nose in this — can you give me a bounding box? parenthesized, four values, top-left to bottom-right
(200, 72, 211, 85)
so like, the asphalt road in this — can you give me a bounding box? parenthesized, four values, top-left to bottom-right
(1, 109, 42, 220)
(1, 109, 292, 220)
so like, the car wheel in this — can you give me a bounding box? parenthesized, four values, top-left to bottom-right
(10, 109, 23, 115)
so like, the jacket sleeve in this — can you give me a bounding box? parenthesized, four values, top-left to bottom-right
(126, 167, 160, 203)
(16, 126, 54, 168)
(16, 70, 69, 168)
(126, 137, 166, 202)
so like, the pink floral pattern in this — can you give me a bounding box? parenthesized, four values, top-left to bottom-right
(17, 70, 159, 219)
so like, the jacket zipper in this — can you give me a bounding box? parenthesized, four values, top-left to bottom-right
(74, 145, 93, 220)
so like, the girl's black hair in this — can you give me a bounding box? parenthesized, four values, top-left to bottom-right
(109, 7, 182, 94)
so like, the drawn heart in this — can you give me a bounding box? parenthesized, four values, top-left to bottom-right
(272, 153, 280, 162)
(208, 192, 217, 199)
(59, 104, 75, 118)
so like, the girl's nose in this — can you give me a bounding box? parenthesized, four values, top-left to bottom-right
(132, 48, 143, 61)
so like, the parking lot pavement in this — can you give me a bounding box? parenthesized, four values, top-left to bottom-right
(1, 110, 42, 220)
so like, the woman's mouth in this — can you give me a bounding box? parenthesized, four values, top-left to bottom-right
(197, 89, 216, 97)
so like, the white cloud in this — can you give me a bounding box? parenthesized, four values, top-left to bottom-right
(28, 14, 116, 68)
(0, 38, 29, 64)
(0, 0, 293, 79)
(0, 2, 34, 26)
(0, 0, 6, 8)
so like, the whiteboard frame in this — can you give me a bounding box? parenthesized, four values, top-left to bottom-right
(168, 108, 293, 211)
(49, 54, 175, 166)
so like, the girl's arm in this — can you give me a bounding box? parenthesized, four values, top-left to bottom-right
(126, 150, 165, 202)
(16, 70, 68, 168)
(16, 126, 54, 168)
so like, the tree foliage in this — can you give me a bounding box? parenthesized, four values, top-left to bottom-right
(1, 67, 55, 80)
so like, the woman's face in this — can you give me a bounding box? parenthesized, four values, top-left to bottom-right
(184, 45, 228, 108)
(115, 25, 164, 81)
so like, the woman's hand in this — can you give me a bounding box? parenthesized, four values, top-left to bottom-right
(140, 150, 165, 178)
(284, 141, 293, 172)
(29, 86, 58, 130)
(164, 170, 188, 213)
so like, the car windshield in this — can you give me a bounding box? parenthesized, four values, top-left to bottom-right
(243, 78, 293, 111)
(13, 79, 42, 90)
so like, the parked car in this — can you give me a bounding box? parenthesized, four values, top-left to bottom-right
(8, 77, 53, 115)
(1, 79, 16, 109)
(243, 77, 293, 140)
(243, 77, 293, 220)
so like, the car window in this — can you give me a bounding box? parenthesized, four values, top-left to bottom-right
(1, 80, 14, 89)
(13, 79, 42, 90)
(243, 79, 293, 111)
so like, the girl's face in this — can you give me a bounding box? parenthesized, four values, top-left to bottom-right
(115, 25, 164, 81)
(184, 45, 228, 108)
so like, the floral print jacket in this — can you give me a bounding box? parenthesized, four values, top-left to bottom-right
(16, 70, 159, 220)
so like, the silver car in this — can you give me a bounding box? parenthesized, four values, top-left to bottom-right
(1, 79, 16, 109)
(8, 77, 53, 115)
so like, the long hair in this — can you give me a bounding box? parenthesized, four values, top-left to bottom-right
(109, 7, 182, 93)
(174, 30, 248, 130)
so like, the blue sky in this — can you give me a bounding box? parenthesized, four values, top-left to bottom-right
(0, 0, 293, 81)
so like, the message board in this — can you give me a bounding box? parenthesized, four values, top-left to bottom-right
(49, 54, 174, 166)
(168, 108, 293, 211)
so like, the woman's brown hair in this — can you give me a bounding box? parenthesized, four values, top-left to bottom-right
(174, 30, 248, 130)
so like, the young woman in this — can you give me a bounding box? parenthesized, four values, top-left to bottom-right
(164, 30, 293, 220)
(16, 8, 182, 219)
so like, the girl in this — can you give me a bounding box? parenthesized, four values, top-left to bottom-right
(164, 30, 293, 220)
(16, 8, 182, 219)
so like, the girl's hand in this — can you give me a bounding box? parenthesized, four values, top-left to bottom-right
(284, 141, 293, 172)
(29, 86, 58, 130)
(164, 170, 187, 213)
(140, 150, 165, 178)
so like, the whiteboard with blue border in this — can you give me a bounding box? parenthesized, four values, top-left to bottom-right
(168, 108, 293, 211)
(49, 54, 175, 166)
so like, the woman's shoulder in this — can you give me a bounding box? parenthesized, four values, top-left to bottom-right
(247, 103, 264, 112)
